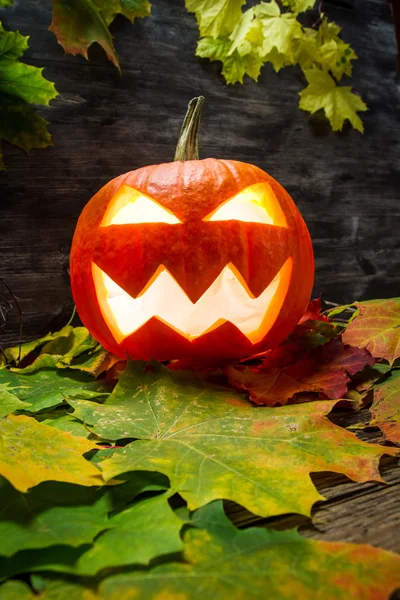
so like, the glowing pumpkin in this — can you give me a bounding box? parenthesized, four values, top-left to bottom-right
(70, 97, 314, 361)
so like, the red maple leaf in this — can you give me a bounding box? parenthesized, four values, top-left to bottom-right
(227, 338, 374, 406)
(299, 298, 330, 324)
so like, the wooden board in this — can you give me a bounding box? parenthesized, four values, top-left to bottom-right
(0, 0, 399, 580)
(1, 0, 400, 345)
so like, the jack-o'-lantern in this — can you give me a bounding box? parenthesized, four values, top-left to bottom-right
(70, 97, 314, 361)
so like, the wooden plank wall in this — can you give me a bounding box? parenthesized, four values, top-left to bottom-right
(0, 0, 399, 345)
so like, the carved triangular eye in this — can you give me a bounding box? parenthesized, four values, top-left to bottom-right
(204, 182, 288, 227)
(101, 185, 181, 226)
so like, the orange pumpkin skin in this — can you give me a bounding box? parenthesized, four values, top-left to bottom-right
(70, 157, 314, 361)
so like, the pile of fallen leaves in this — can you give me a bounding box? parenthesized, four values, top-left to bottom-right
(0, 298, 399, 599)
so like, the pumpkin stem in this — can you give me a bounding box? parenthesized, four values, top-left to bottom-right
(174, 96, 205, 162)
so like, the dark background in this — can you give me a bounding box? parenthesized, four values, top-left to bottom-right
(0, 0, 399, 346)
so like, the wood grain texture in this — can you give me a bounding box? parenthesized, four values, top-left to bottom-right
(0, 0, 399, 346)
(0, 0, 399, 578)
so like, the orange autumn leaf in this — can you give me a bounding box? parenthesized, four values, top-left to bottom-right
(342, 299, 400, 365)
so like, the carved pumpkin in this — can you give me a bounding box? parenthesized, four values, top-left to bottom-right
(70, 97, 314, 361)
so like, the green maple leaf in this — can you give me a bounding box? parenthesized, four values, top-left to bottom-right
(3, 326, 73, 364)
(255, 0, 302, 61)
(0, 415, 103, 492)
(299, 68, 367, 132)
(228, 7, 259, 56)
(0, 365, 110, 412)
(317, 38, 357, 80)
(0, 23, 57, 169)
(196, 37, 262, 84)
(282, 0, 316, 13)
(49, 0, 151, 70)
(295, 19, 357, 81)
(0, 383, 31, 417)
(3, 502, 399, 599)
(0, 491, 183, 578)
(263, 46, 291, 71)
(65, 361, 396, 518)
(342, 299, 400, 365)
(0, 474, 174, 577)
(35, 411, 93, 438)
(14, 328, 101, 374)
(95, 0, 151, 25)
(4, 324, 115, 377)
(0, 581, 33, 600)
(0, 477, 111, 556)
(99, 501, 400, 600)
(185, 0, 245, 38)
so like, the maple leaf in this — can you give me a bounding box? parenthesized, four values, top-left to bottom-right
(49, 0, 151, 70)
(196, 36, 262, 84)
(255, 0, 302, 61)
(8, 325, 118, 377)
(299, 298, 330, 324)
(0, 491, 183, 578)
(0, 366, 110, 412)
(228, 7, 260, 56)
(36, 411, 94, 438)
(95, 0, 151, 25)
(0, 23, 57, 169)
(299, 67, 367, 132)
(0, 477, 111, 556)
(0, 415, 103, 492)
(229, 338, 374, 406)
(342, 299, 400, 365)
(0, 581, 33, 600)
(98, 501, 400, 600)
(295, 19, 357, 81)
(282, 0, 316, 13)
(49, 0, 119, 69)
(65, 361, 397, 519)
(0, 383, 31, 418)
(3, 325, 73, 364)
(316, 17, 357, 80)
(185, 0, 245, 38)
(367, 369, 400, 445)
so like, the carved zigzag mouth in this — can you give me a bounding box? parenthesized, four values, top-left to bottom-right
(92, 258, 292, 344)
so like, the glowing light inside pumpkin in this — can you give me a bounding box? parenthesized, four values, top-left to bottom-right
(101, 186, 181, 226)
(92, 258, 292, 344)
(94, 180, 292, 345)
(205, 182, 288, 227)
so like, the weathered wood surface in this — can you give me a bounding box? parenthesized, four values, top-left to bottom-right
(0, 0, 400, 576)
(1, 0, 400, 345)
